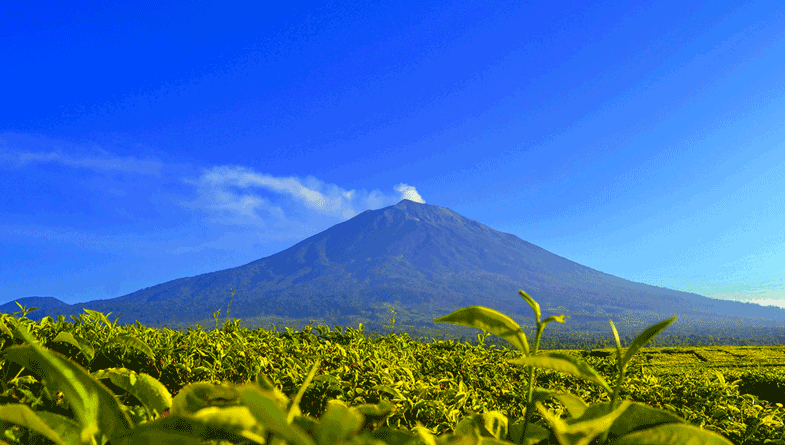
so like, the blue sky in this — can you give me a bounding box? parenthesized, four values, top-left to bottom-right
(2, 0, 784, 312)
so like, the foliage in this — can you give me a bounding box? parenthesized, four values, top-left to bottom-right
(0, 289, 782, 444)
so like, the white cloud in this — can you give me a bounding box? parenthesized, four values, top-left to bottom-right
(178, 165, 426, 226)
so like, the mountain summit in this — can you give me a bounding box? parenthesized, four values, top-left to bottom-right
(4, 199, 784, 337)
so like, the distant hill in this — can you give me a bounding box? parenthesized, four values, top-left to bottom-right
(3, 199, 784, 340)
(0, 296, 71, 313)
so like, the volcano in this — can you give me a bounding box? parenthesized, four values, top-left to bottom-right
(4, 199, 784, 340)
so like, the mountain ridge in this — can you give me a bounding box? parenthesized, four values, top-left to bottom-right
(4, 199, 784, 338)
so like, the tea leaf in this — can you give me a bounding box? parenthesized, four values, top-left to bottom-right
(539, 400, 633, 445)
(434, 306, 530, 356)
(613, 421, 734, 444)
(508, 352, 613, 395)
(620, 315, 678, 369)
(519, 289, 541, 324)
(541, 314, 566, 329)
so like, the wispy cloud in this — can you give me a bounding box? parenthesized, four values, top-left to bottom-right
(0, 135, 164, 176)
(0, 133, 426, 255)
(178, 164, 424, 223)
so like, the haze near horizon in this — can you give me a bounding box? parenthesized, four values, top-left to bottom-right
(1, 1, 783, 310)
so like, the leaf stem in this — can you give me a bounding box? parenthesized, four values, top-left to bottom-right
(520, 324, 545, 443)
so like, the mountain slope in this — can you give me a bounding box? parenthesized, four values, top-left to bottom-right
(4, 200, 784, 335)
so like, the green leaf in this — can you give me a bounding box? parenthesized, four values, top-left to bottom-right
(518, 290, 541, 324)
(112, 407, 262, 445)
(549, 392, 590, 420)
(434, 306, 530, 356)
(476, 411, 509, 441)
(613, 421, 734, 444)
(510, 419, 551, 445)
(51, 331, 96, 361)
(528, 386, 591, 419)
(91, 367, 172, 420)
(372, 384, 406, 401)
(539, 400, 633, 445)
(0, 316, 15, 338)
(288, 359, 322, 423)
(82, 308, 116, 329)
(2, 323, 134, 444)
(541, 314, 566, 329)
(236, 384, 316, 445)
(620, 315, 678, 370)
(507, 352, 613, 395)
(315, 402, 364, 445)
(609, 320, 624, 369)
(0, 404, 69, 445)
(592, 401, 686, 441)
(31, 410, 93, 445)
(104, 333, 156, 361)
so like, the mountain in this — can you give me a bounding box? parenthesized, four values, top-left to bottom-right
(3, 200, 785, 339)
(1, 296, 71, 312)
